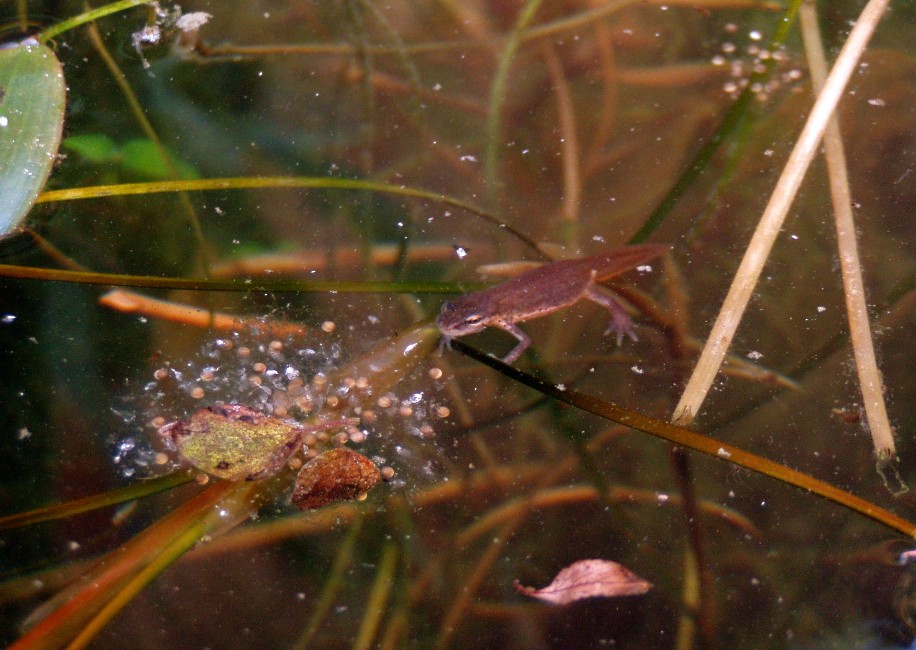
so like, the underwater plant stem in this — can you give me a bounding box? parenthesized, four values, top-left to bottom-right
(670, 446, 716, 648)
(628, 0, 802, 245)
(798, 2, 897, 464)
(15, 0, 27, 32)
(14, 470, 297, 649)
(435, 461, 570, 650)
(671, 0, 891, 426)
(484, 0, 544, 197)
(676, 546, 700, 650)
(435, 520, 519, 650)
(10, 480, 238, 650)
(37, 0, 152, 43)
(353, 542, 399, 650)
(455, 484, 759, 551)
(0, 471, 193, 531)
(1, 262, 484, 294)
(64, 520, 209, 650)
(35, 176, 545, 256)
(541, 41, 581, 247)
(291, 516, 365, 649)
(584, 21, 619, 170)
(453, 340, 916, 538)
(84, 17, 213, 279)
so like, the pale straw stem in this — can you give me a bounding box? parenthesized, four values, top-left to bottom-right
(798, 1, 896, 459)
(672, 0, 891, 425)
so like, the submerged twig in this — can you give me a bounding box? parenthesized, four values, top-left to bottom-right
(99, 289, 309, 336)
(672, 0, 892, 426)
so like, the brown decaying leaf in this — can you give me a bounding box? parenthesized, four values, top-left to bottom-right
(292, 448, 381, 510)
(514, 559, 652, 605)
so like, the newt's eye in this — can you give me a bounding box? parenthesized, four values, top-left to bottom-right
(464, 315, 483, 325)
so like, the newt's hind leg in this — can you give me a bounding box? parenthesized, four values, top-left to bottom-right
(584, 286, 637, 345)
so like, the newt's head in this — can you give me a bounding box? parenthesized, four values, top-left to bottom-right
(435, 298, 487, 338)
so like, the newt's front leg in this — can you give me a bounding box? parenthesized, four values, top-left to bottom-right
(491, 319, 532, 364)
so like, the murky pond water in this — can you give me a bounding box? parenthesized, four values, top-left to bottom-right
(1, 2, 913, 648)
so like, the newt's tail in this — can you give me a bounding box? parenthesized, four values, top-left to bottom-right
(593, 243, 671, 282)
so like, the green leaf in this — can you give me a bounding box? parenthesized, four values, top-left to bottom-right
(120, 138, 199, 180)
(0, 39, 66, 235)
(62, 133, 119, 163)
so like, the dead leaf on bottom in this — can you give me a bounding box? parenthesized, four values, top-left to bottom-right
(292, 448, 381, 510)
(158, 404, 303, 481)
(515, 559, 651, 605)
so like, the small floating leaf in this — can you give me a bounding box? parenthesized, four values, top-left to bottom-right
(292, 448, 380, 510)
(514, 559, 652, 605)
(0, 39, 66, 235)
(159, 404, 303, 481)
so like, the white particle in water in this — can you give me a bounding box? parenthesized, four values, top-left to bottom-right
(1, 314, 16, 323)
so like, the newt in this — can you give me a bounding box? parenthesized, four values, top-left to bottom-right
(436, 243, 670, 363)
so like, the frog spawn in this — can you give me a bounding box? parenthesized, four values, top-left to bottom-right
(141, 327, 429, 509)
(137, 324, 449, 508)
